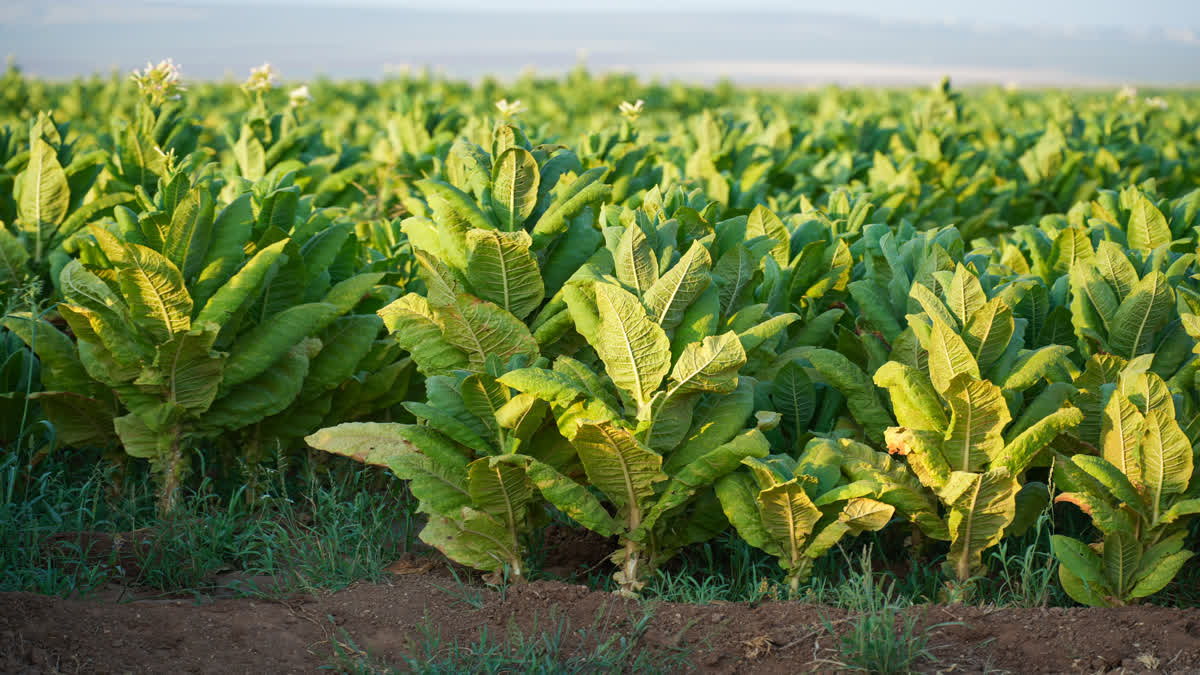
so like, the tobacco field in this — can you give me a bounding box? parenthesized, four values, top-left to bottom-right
(2, 60, 1200, 672)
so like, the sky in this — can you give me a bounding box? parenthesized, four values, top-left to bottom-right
(157, 0, 1200, 30)
(3, 0, 1199, 85)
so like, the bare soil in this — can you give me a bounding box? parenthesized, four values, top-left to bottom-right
(3, 557, 1200, 674)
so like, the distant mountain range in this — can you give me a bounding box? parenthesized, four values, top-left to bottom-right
(3, 1, 1198, 85)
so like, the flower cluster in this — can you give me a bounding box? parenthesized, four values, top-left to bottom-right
(618, 99, 644, 121)
(494, 98, 525, 117)
(289, 85, 313, 108)
(130, 59, 185, 106)
(243, 62, 279, 94)
(1116, 85, 1138, 102)
(1145, 96, 1169, 111)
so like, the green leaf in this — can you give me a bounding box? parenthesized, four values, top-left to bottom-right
(1127, 192, 1171, 252)
(204, 337, 315, 430)
(531, 167, 610, 250)
(1109, 271, 1173, 359)
(489, 147, 540, 230)
(944, 264, 987, 328)
(925, 315, 980, 394)
(223, 302, 340, 390)
(614, 223, 659, 296)
(668, 332, 746, 395)
(806, 348, 893, 442)
(872, 361, 948, 433)
(745, 204, 790, 267)
(517, 456, 620, 536)
(117, 243, 193, 342)
(638, 429, 769, 537)
(1051, 535, 1113, 607)
(572, 422, 667, 527)
(498, 367, 589, 406)
(18, 138, 70, 254)
(963, 298, 1014, 372)
(464, 229, 544, 319)
(942, 375, 1011, 473)
(194, 239, 289, 327)
(164, 187, 215, 281)
(644, 241, 711, 329)
(757, 481, 821, 570)
(592, 283, 671, 409)
(716, 473, 781, 557)
(772, 360, 816, 442)
(1100, 391, 1145, 481)
(436, 294, 539, 373)
(995, 406, 1082, 475)
(940, 468, 1018, 581)
(1142, 408, 1193, 519)
(467, 457, 532, 536)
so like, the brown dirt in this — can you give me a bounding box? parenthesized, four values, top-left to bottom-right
(2, 565, 1199, 674)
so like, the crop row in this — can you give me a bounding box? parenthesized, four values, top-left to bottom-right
(2, 62, 1199, 605)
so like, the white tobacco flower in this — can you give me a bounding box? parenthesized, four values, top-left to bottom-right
(1116, 85, 1138, 102)
(289, 85, 313, 107)
(1144, 96, 1169, 111)
(130, 58, 185, 105)
(618, 99, 644, 121)
(243, 62, 279, 94)
(495, 98, 525, 117)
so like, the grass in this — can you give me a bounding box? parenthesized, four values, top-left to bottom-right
(0, 448, 420, 598)
(327, 604, 690, 674)
(812, 548, 954, 675)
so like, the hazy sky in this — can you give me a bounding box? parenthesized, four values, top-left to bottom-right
(167, 0, 1200, 30)
(4, 1, 1198, 84)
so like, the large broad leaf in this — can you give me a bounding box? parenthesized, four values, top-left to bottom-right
(420, 509, 518, 573)
(963, 298, 1014, 372)
(435, 294, 539, 372)
(806, 348, 893, 442)
(667, 332, 745, 395)
(872, 361, 948, 433)
(0, 226, 29, 286)
(530, 167, 610, 250)
(944, 264, 987, 328)
(378, 294, 468, 376)
(135, 327, 224, 414)
(1093, 241, 1138, 303)
(592, 283, 671, 409)
(940, 468, 1018, 581)
(638, 429, 769, 537)
(464, 229, 544, 319)
(1100, 392, 1145, 482)
(745, 205, 790, 267)
(1051, 535, 1114, 607)
(942, 375, 1010, 473)
(164, 187, 215, 281)
(498, 367, 590, 406)
(514, 456, 620, 536)
(1109, 271, 1173, 359)
(1141, 408, 1193, 519)
(488, 147, 540, 230)
(3, 313, 94, 394)
(194, 239, 289, 328)
(757, 481, 822, 571)
(204, 338, 315, 430)
(572, 422, 667, 526)
(643, 240, 711, 329)
(772, 360, 816, 443)
(924, 315, 980, 394)
(716, 473, 781, 557)
(614, 223, 659, 296)
(18, 138, 70, 253)
(302, 315, 381, 397)
(670, 378, 755, 471)
(467, 457, 533, 536)
(307, 422, 472, 513)
(222, 302, 340, 390)
(117, 243, 193, 342)
(995, 406, 1083, 475)
(1127, 192, 1171, 252)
